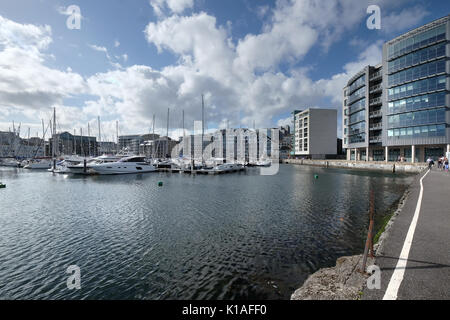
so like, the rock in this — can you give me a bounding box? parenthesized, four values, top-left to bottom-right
(291, 255, 375, 300)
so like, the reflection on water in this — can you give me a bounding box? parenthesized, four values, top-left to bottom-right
(0, 165, 415, 299)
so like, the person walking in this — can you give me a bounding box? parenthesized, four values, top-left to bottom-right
(444, 157, 449, 172)
(437, 157, 442, 170)
(427, 157, 434, 170)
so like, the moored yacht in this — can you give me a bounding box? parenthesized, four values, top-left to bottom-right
(66, 155, 122, 174)
(23, 158, 52, 170)
(212, 163, 244, 173)
(0, 158, 20, 167)
(89, 156, 157, 175)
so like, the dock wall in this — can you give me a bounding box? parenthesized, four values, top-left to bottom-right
(282, 159, 427, 173)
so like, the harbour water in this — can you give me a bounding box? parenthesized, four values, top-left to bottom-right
(0, 164, 416, 300)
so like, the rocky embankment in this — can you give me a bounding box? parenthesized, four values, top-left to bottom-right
(291, 255, 374, 300)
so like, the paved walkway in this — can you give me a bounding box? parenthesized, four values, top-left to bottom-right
(364, 169, 450, 300)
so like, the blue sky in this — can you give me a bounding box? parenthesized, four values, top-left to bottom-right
(0, 0, 449, 140)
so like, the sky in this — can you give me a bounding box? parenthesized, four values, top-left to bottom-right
(0, 0, 449, 141)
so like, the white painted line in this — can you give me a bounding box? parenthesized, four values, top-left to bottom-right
(383, 169, 430, 300)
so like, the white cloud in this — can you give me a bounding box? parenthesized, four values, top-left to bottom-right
(277, 117, 293, 127)
(382, 6, 429, 34)
(0, 16, 86, 116)
(114, 40, 120, 48)
(0, 15, 52, 53)
(150, 0, 194, 17)
(89, 44, 108, 54)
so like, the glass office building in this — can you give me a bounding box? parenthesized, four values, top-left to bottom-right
(343, 15, 450, 162)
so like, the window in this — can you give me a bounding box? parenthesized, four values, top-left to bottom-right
(388, 59, 446, 87)
(388, 24, 446, 60)
(388, 75, 447, 101)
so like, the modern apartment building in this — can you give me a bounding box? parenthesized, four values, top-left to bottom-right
(343, 15, 450, 162)
(293, 108, 337, 159)
(343, 65, 383, 161)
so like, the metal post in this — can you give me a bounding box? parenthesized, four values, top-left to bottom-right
(361, 190, 375, 272)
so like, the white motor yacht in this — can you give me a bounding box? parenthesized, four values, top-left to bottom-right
(66, 155, 122, 174)
(23, 158, 52, 170)
(0, 159, 20, 167)
(255, 159, 272, 167)
(89, 156, 157, 175)
(212, 163, 244, 173)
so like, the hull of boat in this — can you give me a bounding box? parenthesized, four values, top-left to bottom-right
(24, 163, 52, 169)
(90, 164, 157, 175)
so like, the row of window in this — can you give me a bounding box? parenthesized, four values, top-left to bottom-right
(388, 42, 446, 74)
(349, 133, 365, 144)
(387, 92, 446, 115)
(349, 109, 365, 125)
(349, 121, 366, 136)
(387, 24, 446, 60)
(348, 74, 366, 94)
(348, 98, 366, 114)
(388, 75, 446, 101)
(387, 108, 446, 129)
(388, 59, 445, 87)
(348, 86, 366, 104)
(387, 124, 446, 138)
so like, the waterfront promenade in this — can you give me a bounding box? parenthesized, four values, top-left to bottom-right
(364, 169, 450, 300)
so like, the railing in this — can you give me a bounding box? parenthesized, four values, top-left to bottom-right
(369, 84, 382, 93)
(369, 110, 382, 118)
(369, 136, 382, 143)
(369, 123, 383, 130)
(370, 71, 382, 81)
(369, 97, 382, 106)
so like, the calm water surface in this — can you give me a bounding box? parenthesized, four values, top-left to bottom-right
(0, 164, 415, 299)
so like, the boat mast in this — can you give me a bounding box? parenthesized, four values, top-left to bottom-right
(27, 127, 30, 159)
(166, 108, 170, 158)
(201, 94, 205, 165)
(80, 127, 84, 157)
(52, 107, 56, 170)
(42, 119, 45, 157)
(98, 116, 101, 156)
(152, 114, 155, 159)
(116, 120, 119, 154)
(88, 122, 91, 157)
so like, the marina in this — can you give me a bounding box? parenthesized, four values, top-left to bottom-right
(0, 164, 415, 299)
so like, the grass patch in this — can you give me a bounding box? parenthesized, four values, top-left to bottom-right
(374, 212, 394, 244)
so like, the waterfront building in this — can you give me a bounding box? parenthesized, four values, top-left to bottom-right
(0, 131, 46, 158)
(49, 132, 97, 157)
(175, 127, 281, 164)
(119, 134, 159, 155)
(343, 65, 383, 161)
(142, 136, 178, 159)
(343, 15, 450, 162)
(293, 108, 338, 159)
(279, 126, 293, 160)
(98, 141, 117, 155)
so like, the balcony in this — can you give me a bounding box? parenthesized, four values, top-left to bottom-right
(369, 123, 383, 130)
(369, 71, 382, 81)
(369, 136, 382, 143)
(369, 84, 382, 94)
(369, 97, 382, 106)
(369, 110, 382, 118)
